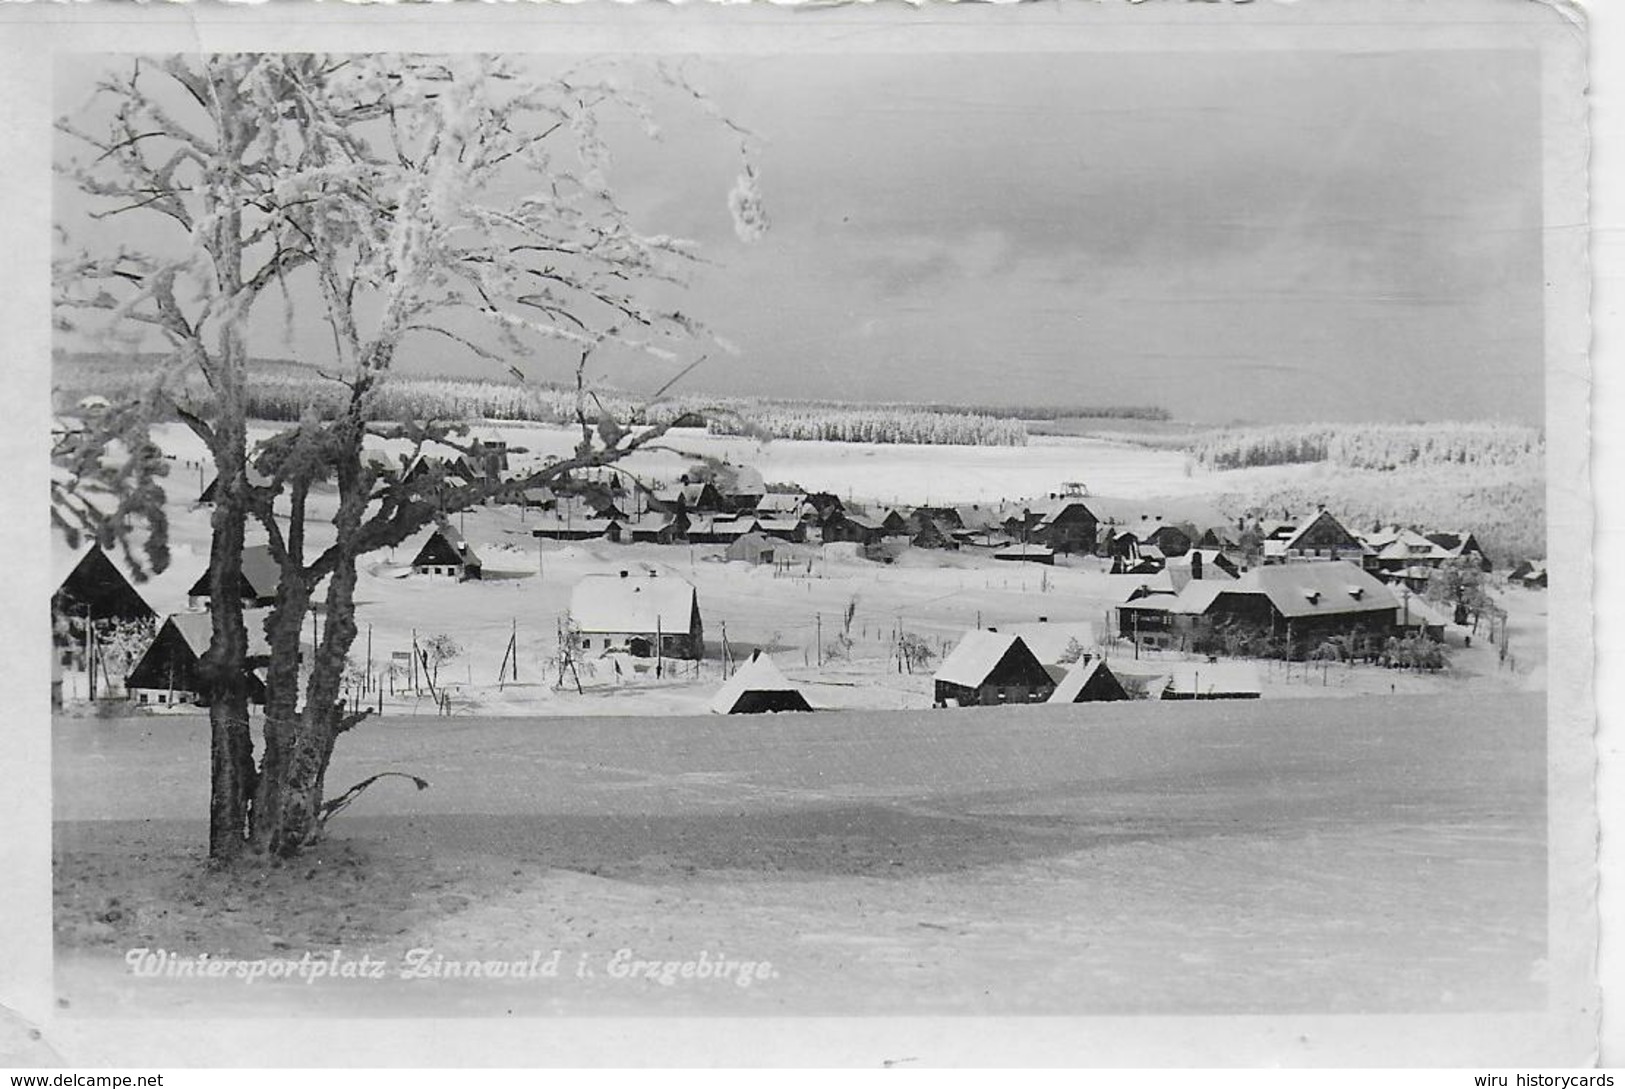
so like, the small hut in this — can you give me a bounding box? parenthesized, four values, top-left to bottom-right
(1047, 658, 1130, 703)
(725, 531, 778, 566)
(709, 653, 813, 714)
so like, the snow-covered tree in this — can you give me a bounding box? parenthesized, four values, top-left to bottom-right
(55, 54, 764, 859)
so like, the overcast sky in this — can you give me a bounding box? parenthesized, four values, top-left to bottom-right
(56, 48, 1545, 424)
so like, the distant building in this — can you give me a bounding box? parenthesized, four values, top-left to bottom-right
(933, 631, 1056, 707)
(721, 466, 767, 513)
(1158, 662, 1262, 700)
(1027, 500, 1099, 554)
(569, 572, 704, 660)
(629, 511, 690, 544)
(821, 513, 884, 546)
(530, 517, 624, 543)
(410, 524, 482, 581)
(709, 652, 812, 714)
(910, 518, 958, 551)
(993, 544, 1055, 565)
(724, 531, 778, 566)
(1267, 508, 1370, 566)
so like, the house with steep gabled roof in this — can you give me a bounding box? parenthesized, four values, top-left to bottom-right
(187, 543, 280, 610)
(1048, 658, 1130, 704)
(933, 631, 1055, 707)
(411, 523, 483, 581)
(1270, 508, 1370, 565)
(125, 608, 276, 707)
(54, 547, 156, 627)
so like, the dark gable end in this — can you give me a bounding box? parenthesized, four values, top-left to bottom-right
(988, 638, 1055, 690)
(412, 530, 466, 568)
(53, 548, 156, 623)
(124, 618, 201, 692)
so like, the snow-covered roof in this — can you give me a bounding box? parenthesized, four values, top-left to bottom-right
(935, 630, 1024, 688)
(726, 466, 766, 496)
(167, 607, 274, 658)
(754, 493, 805, 515)
(1397, 595, 1451, 628)
(1000, 622, 1095, 665)
(569, 574, 697, 635)
(1247, 561, 1399, 619)
(993, 544, 1055, 559)
(1048, 659, 1119, 703)
(1161, 661, 1261, 697)
(709, 654, 804, 714)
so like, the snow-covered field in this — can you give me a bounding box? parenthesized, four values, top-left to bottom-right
(53, 692, 1546, 1020)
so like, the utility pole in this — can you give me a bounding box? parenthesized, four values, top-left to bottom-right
(816, 613, 822, 667)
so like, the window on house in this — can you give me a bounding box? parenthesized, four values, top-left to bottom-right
(157, 693, 166, 704)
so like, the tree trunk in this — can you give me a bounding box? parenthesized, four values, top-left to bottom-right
(248, 573, 312, 854)
(258, 416, 370, 856)
(202, 420, 254, 862)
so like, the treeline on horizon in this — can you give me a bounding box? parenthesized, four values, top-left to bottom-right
(53, 354, 1034, 447)
(1189, 421, 1545, 472)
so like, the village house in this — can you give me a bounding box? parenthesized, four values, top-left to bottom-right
(569, 572, 704, 660)
(1165, 549, 1240, 589)
(753, 492, 807, 520)
(951, 505, 1003, 547)
(53, 547, 159, 703)
(1264, 508, 1371, 566)
(651, 480, 727, 516)
(1117, 560, 1400, 657)
(754, 517, 808, 544)
(686, 515, 762, 545)
(910, 517, 958, 551)
(54, 547, 157, 630)
(1027, 499, 1100, 554)
(933, 631, 1057, 707)
(187, 543, 280, 610)
(992, 542, 1056, 565)
(724, 531, 779, 566)
(125, 608, 275, 707)
(530, 517, 624, 543)
(1099, 525, 1143, 564)
(821, 512, 885, 546)
(410, 523, 483, 581)
(709, 652, 813, 714)
(401, 452, 476, 488)
(1047, 657, 1130, 703)
(880, 509, 912, 537)
(720, 466, 767, 513)
(1158, 661, 1263, 700)
(1134, 517, 1192, 559)
(629, 511, 690, 544)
